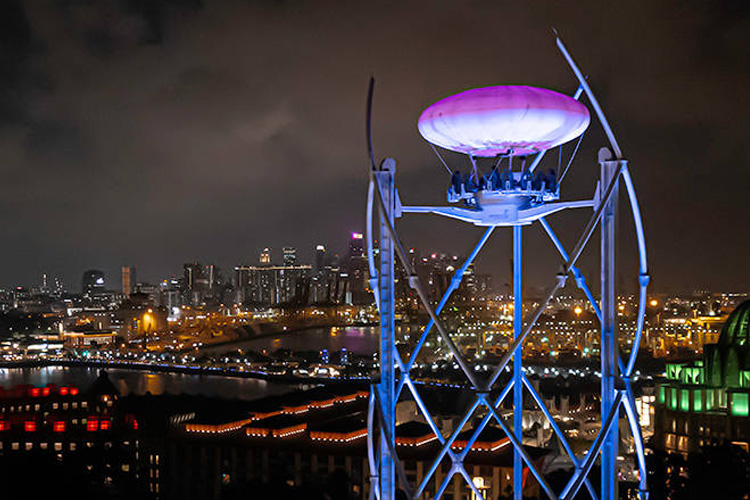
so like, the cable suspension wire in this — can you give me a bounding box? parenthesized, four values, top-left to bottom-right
(428, 142, 453, 175)
(559, 132, 584, 185)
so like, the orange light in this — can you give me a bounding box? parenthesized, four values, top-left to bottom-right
(53, 421, 66, 433)
(100, 419, 111, 431)
(574, 306, 583, 316)
(650, 299, 658, 307)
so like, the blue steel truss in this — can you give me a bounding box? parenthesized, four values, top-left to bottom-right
(365, 36, 649, 500)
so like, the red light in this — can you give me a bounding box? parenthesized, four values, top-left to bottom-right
(53, 421, 66, 433)
(86, 418, 98, 432)
(29, 388, 40, 397)
(125, 414, 139, 430)
(42, 387, 50, 397)
(59, 387, 69, 396)
(100, 419, 111, 431)
(0, 421, 9, 431)
(24, 421, 36, 432)
(70, 387, 79, 396)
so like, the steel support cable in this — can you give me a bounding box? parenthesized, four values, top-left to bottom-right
(538, 217, 602, 321)
(560, 392, 624, 500)
(482, 396, 558, 500)
(367, 387, 381, 500)
(457, 464, 490, 500)
(553, 46, 646, 496)
(372, 173, 482, 390)
(556, 37, 622, 160)
(456, 381, 516, 462)
(400, 374, 484, 489)
(622, 379, 648, 492)
(402, 375, 447, 443)
(484, 161, 624, 392)
(541, 215, 647, 496)
(372, 388, 415, 498)
(432, 468, 457, 500)
(366, 179, 381, 312)
(621, 166, 649, 375)
(541, 175, 649, 495)
(558, 132, 585, 185)
(522, 375, 599, 500)
(429, 142, 454, 175)
(416, 398, 482, 497)
(396, 226, 495, 400)
(417, 381, 516, 499)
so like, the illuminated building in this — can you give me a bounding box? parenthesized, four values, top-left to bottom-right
(653, 300, 750, 455)
(259, 247, 271, 265)
(0, 372, 141, 495)
(82, 269, 106, 296)
(345, 232, 369, 305)
(314, 245, 326, 273)
(122, 266, 137, 297)
(172, 385, 545, 500)
(235, 263, 311, 305)
(282, 246, 297, 265)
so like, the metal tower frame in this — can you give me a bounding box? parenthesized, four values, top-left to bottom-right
(366, 37, 649, 500)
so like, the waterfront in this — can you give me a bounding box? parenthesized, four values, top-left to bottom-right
(201, 325, 382, 356)
(0, 365, 297, 401)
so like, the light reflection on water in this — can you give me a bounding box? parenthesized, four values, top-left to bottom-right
(0, 366, 297, 401)
(203, 326, 382, 356)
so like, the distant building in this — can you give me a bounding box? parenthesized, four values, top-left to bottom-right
(282, 247, 297, 266)
(315, 245, 326, 273)
(122, 266, 136, 297)
(345, 232, 369, 305)
(82, 270, 106, 296)
(653, 300, 750, 455)
(259, 248, 271, 266)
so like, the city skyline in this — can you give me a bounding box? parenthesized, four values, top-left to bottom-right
(1, 2, 750, 292)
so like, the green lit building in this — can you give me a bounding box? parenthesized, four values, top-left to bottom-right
(653, 300, 750, 455)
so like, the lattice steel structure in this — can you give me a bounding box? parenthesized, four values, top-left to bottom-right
(365, 37, 649, 500)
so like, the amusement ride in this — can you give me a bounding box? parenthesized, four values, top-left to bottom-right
(364, 35, 649, 500)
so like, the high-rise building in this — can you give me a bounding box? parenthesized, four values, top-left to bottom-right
(346, 232, 369, 304)
(315, 245, 326, 273)
(122, 266, 136, 297)
(282, 247, 297, 266)
(259, 248, 271, 265)
(235, 262, 311, 305)
(82, 270, 106, 296)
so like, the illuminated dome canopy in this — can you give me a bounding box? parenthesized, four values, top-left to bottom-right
(418, 86, 590, 157)
(719, 300, 750, 347)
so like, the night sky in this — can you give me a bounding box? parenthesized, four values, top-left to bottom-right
(1, 1, 749, 293)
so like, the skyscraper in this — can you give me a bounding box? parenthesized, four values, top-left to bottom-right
(283, 247, 297, 266)
(315, 245, 326, 273)
(122, 266, 136, 297)
(259, 248, 271, 265)
(345, 232, 369, 304)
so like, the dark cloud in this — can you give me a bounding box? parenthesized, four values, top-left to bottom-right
(0, 0, 748, 293)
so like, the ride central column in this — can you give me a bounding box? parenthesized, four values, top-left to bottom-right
(600, 148, 620, 500)
(513, 225, 523, 500)
(376, 161, 396, 500)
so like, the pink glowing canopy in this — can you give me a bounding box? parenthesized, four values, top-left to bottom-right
(417, 86, 590, 157)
